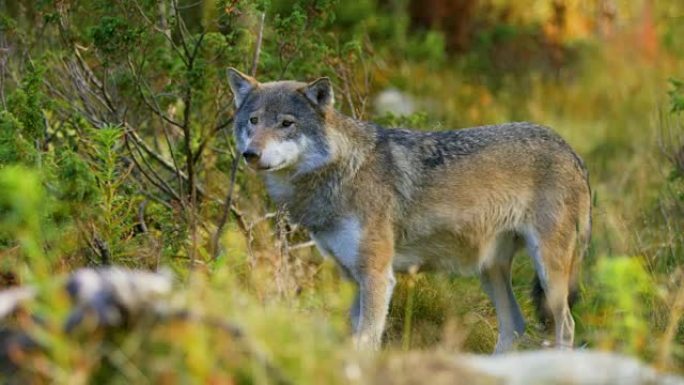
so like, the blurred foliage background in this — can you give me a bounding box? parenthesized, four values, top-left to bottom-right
(0, 0, 683, 383)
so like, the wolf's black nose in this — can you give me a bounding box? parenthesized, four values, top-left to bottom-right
(242, 149, 261, 162)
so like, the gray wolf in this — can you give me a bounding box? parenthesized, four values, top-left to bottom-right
(227, 68, 591, 352)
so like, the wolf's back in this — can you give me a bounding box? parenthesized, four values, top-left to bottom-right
(375, 121, 587, 177)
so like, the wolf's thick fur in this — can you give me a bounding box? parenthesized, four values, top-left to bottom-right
(227, 69, 591, 352)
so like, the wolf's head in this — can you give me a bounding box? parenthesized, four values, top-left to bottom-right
(227, 68, 335, 174)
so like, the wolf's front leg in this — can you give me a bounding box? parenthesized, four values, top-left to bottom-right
(354, 268, 396, 349)
(353, 221, 396, 350)
(350, 292, 361, 332)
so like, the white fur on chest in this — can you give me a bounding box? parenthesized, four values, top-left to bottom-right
(310, 216, 362, 276)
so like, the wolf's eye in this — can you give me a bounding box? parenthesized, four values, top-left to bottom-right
(249, 117, 258, 124)
(281, 120, 294, 127)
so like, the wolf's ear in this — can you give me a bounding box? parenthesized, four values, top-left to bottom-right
(227, 68, 258, 108)
(302, 77, 334, 110)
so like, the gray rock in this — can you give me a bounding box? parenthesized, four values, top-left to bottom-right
(374, 88, 416, 116)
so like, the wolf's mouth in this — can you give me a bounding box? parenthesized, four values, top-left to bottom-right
(255, 161, 287, 172)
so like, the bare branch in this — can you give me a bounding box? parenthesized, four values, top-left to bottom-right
(212, 13, 266, 260)
(211, 155, 240, 260)
(124, 121, 243, 216)
(137, 200, 149, 234)
(73, 45, 118, 117)
(124, 131, 183, 203)
(340, 67, 357, 119)
(171, 0, 192, 59)
(127, 57, 184, 129)
(126, 55, 185, 194)
(192, 117, 234, 165)
(250, 12, 266, 77)
(125, 125, 190, 182)
(130, 0, 188, 65)
(178, 29, 207, 265)
(288, 240, 316, 251)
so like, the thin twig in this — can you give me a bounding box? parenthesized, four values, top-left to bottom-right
(137, 200, 149, 234)
(124, 122, 244, 220)
(181, 31, 206, 267)
(124, 131, 183, 203)
(192, 117, 233, 165)
(128, 59, 184, 130)
(0, 38, 9, 109)
(130, 0, 187, 65)
(126, 55, 184, 197)
(211, 13, 265, 260)
(250, 12, 266, 77)
(125, 125, 189, 183)
(171, 0, 191, 59)
(211, 154, 240, 260)
(287, 241, 316, 251)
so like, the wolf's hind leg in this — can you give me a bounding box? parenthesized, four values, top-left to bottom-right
(525, 225, 577, 349)
(480, 232, 525, 354)
(547, 275, 574, 349)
